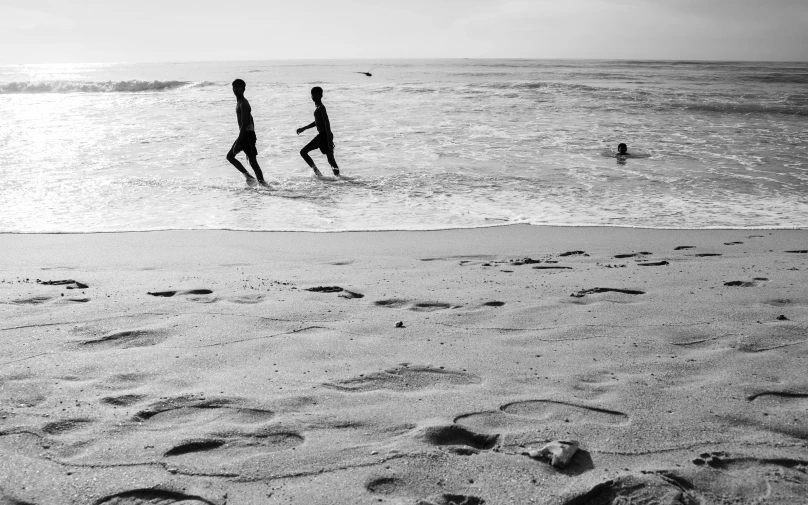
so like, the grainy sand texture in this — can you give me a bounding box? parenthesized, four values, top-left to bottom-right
(1, 225, 807, 504)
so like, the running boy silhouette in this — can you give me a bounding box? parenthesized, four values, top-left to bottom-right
(227, 79, 267, 186)
(296, 87, 339, 177)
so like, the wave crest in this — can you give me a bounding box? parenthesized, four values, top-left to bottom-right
(0, 80, 214, 94)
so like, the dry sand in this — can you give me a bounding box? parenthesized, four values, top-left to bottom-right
(1, 225, 806, 504)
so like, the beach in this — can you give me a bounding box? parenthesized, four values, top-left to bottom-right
(1, 225, 806, 504)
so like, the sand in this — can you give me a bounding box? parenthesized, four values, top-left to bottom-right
(0, 225, 806, 504)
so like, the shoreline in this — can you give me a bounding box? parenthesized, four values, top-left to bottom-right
(2, 222, 807, 236)
(1, 226, 807, 504)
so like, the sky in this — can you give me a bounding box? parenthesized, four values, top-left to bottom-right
(1, 0, 806, 64)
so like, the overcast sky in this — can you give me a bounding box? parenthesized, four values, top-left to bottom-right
(1, 0, 806, 64)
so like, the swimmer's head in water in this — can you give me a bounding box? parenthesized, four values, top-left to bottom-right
(618, 143, 628, 154)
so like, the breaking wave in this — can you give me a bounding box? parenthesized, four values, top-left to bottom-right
(0, 80, 216, 94)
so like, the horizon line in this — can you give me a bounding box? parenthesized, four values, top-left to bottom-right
(3, 56, 808, 67)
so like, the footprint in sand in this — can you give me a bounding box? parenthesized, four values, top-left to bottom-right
(374, 299, 456, 311)
(571, 287, 645, 298)
(638, 261, 669, 267)
(147, 289, 214, 298)
(132, 395, 275, 426)
(564, 474, 701, 505)
(694, 253, 722, 257)
(305, 286, 365, 299)
(419, 494, 486, 505)
(674, 246, 695, 250)
(226, 293, 266, 304)
(375, 298, 410, 308)
(418, 425, 499, 450)
(41, 418, 94, 435)
(37, 279, 89, 289)
(785, 250, 808, 254)
(10, 296, 52, 305)
(163, 431, 304, 459)
(614, 252, 651, 259)
(724, 241, 744, 245)
(533, 266, 573, 270)
(455, 399, 629, 434)
(366, 477, 486, 505)
(305, 286, 343, 293)
(100, 394, 147, 407)
(366, 477, 407, 495)
(482, 301, 505, 307)
(411, 302, 455, 311)
(686, 454, 808, 499)
(95, 489, 216, 505)
(325, 365, 481, 392)
(79, 328, 169, 349)
(763, 298, 793, 307)
(747, 391, 808, 403)
(559, 251, 588, 257)
(724, 280, 758, 287)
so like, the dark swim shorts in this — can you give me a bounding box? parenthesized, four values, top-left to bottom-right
(231, 131, 258, 158)
(303, 134, 333, 155)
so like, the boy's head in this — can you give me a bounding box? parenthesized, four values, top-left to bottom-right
(311, 86, 323, 102)
(232, 79, 246, 96)
(617, 143, 627, 154)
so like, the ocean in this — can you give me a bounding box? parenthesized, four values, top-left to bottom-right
(1, 59, 806, 233)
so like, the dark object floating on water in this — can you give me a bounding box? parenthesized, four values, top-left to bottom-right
(571, 287, 645, 298)
(306, 286, 344, 293)
(559, 251, 587, 257)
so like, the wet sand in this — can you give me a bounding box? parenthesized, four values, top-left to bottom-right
(1, 225, 807, 504)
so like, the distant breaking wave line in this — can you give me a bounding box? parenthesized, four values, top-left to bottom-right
(0, 80, 218, 94)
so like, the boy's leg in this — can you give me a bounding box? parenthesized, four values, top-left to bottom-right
(227, 152, 257, 184)
(326, 153, 339, 176)
(247, 156, 267, 185)
(227, 140, 257, 184)
(300, 137, 322, 176)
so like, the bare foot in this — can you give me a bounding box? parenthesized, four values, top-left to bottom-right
(312, 167, 322, 177)
(245, 176, 258, 187)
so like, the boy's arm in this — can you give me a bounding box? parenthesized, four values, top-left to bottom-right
(296, 122, 316, 135)
(239, 101, 252, 134)
(322, 109, 334, 146)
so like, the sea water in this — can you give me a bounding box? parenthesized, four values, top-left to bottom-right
(1, 59, 806, 232)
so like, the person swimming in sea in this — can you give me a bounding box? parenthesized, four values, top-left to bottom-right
(296, 86, 340, 177)
(226, 79, 268, 186)
(617, 143, 629, 156)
